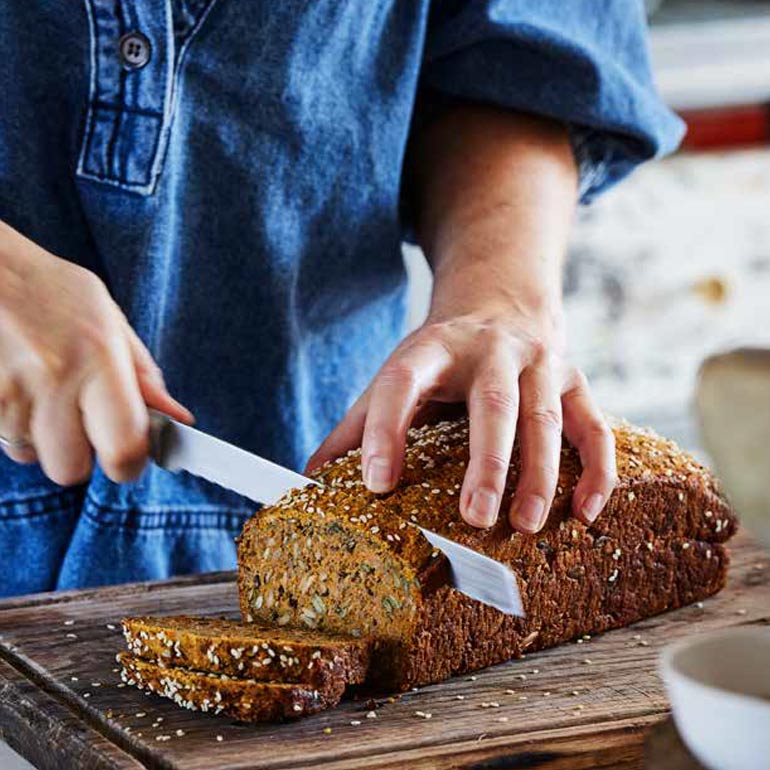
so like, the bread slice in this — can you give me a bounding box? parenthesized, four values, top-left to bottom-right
(117, 652, 343, 722)
(237, 417, 737, 691)
(122, 615, 369, 689)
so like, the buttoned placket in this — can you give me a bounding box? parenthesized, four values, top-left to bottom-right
(77, 0, 217, 195)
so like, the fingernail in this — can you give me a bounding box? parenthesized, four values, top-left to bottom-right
(512, 494, 546, 532)
(364, 456, 392, 493)
(582, 493, 604, 522)
(466, 488, 499, 528)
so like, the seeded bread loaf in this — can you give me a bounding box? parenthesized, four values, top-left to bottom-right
(117, 652, 343, 722)
(237, 418, 737, 691)
(122, 616, 369, 689)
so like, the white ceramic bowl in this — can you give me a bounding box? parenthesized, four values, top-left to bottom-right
(660, 626, 770, 770)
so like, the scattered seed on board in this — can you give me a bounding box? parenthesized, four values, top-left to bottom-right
(216, 735, 223, 742)
(135, 712, 146, 718)
(323, 727, 333, 735)
(350, 720, 361, 726)
(414, 711, 432, 719)
(583, 659, 592, 665)
(106, 624, 117, 630)
(736, 609, 747, 616)
(496, 717, 509, 723)
(175, 729, 185, 737)
(366, 710, 377, 719)
(64, 620, 75, 626)
(456, 694, 465, 700)
(505, 689, 515, 695)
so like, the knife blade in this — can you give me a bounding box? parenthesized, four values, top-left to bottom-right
(149, 412, 524, 616)
(149, 411, 319, 505)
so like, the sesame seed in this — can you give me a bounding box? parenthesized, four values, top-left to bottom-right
(366, 710, 377, 719)
(216, 735, 223, 742)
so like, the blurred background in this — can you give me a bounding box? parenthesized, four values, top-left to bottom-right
(405, 0, 770, 453)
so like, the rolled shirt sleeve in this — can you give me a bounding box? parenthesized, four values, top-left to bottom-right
(420, 0, 686, 202)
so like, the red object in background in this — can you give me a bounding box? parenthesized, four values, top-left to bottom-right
(680, 104, 770, 150)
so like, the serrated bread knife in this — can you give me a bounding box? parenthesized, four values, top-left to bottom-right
(149, 412, 524, 616)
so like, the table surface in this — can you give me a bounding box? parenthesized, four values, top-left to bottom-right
(0, 531, 766, 770)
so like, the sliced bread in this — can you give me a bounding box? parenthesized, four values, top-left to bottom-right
(117, 651, 343, 722)
(122, 615, 369, 688)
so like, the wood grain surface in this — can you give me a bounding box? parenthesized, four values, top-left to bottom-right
(0, 531, 767, 770)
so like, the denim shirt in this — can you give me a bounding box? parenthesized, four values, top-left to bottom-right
(0, 0, 683, 597)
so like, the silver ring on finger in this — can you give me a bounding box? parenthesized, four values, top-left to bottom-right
(0, 434, 32, 451)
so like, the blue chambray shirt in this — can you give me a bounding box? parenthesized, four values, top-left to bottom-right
(0, 1, 683, 596)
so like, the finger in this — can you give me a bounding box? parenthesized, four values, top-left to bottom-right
(304, 393, 369, 473)
(361, 341, 452, 493)
(460, 361, 519, 528)
(561, 369, 617, 524)
(0, 375, 36, 463)
(79, 330, 150, 482)
(30, 388, 93, 486)
(510, 359, 562, 533)
(125, 325, 194, 424)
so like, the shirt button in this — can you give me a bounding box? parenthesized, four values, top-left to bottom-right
(118, 31, 151, 70)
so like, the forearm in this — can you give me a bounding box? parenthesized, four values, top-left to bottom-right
(410, 103, 578, 338)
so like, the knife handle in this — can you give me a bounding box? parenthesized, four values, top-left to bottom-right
(148, 410, 174, 469)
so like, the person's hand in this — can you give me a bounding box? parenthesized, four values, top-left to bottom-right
(307, 103, 617, 532)
(306, 304, 616, 533)
(0, 221, 192, 485)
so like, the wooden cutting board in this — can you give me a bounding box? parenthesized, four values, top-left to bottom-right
(0, 530, 767, 770)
